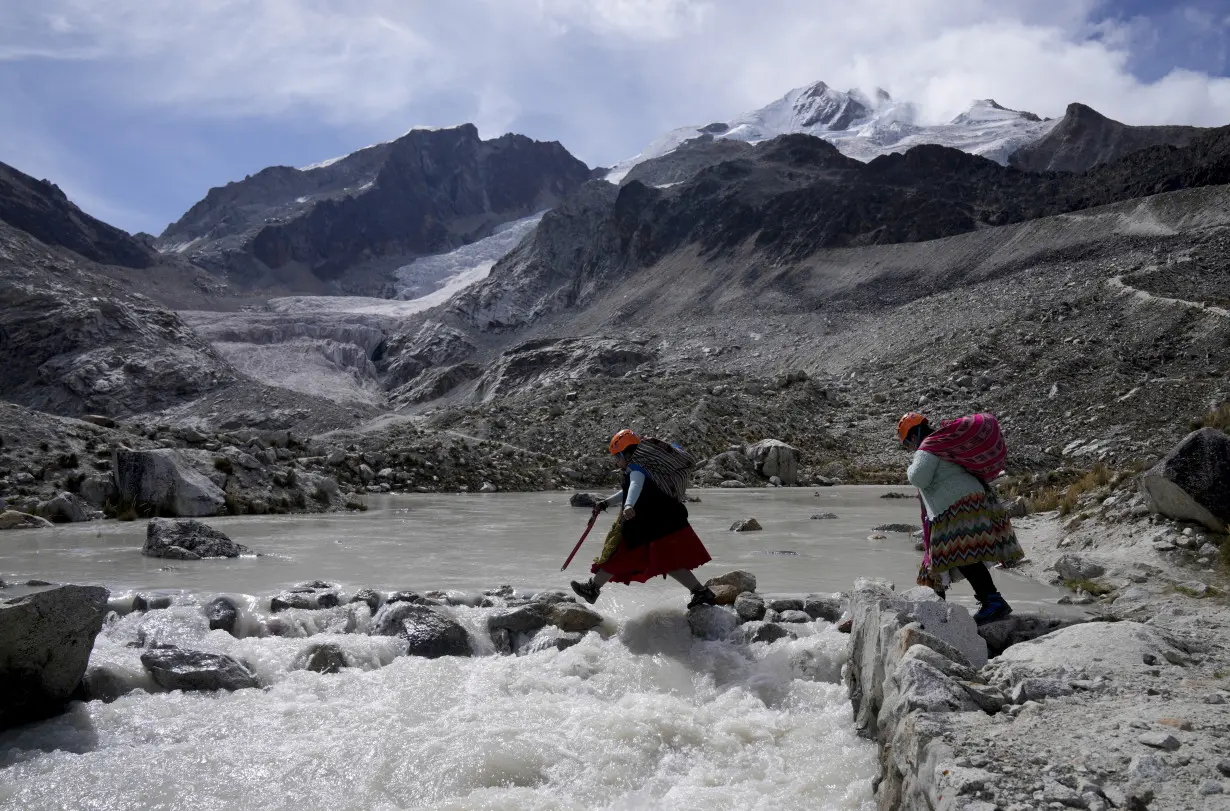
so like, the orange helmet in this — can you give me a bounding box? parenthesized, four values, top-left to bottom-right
(897, 412, 928, 444)
(608, 429, 640, 455)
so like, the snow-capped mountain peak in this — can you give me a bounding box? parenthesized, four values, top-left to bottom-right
(605, 81, 1057, 183)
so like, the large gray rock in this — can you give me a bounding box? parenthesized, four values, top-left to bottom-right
(204, 596, 240, 634)
(371, 602, 472, 658)
(547, 603, 603, 632)
(140, 646, 260, 691)
(36, 491, 94, 523)
(705, 570, 757, 594)
(0, 585, 109, 728)
(1052, 553, 1106, 582)
(487, 603, 549, 634)
(734, 592, 766, 622)
(1139, 427, 1230, 532)
(113, 448, 226, 517)
(143, 518, 248, 560)
(744, 439, 800, 485)
(0, 510, 53, 530)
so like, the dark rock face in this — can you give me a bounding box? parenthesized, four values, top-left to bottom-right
(144, 518, 247, 559)
(473, 337, 656, 402)
(0, 585, 110, 729)
(1009, 103, 1208, 173)
(140, 646, 260, 691)
(1140, 428, 1230, 532)
(377, 320, 478, 405)
(158, 125, 592, 293)
(0, 161, 154, 268)
(0, 223, 234, 418)
(451, 128, 1230, 333)
(621, 137, 755, 188)
(204, 596, 240, 634)
(116, 451, 227, 518)
(36, 491, 94, 524)
(300, 642, 347, 674)
(370, 603, 472, 658)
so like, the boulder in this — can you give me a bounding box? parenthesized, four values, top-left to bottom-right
(300, 642, 348, 674)
(777, 609, 812, 623)
(803, 593, 847, 622)
(734, 592, 766, 622)
(36, 491, 94, 523)
(113, 448, 226, 517)
(729, 517, 762, 532)
(0, 510, 53, 530)
(140, 646, 260, 691)
(767, 597, 803, 612)
(348, 588, 383, 613)
(710, 584, 740, 605)
(132, 594, 172, 612)
(1139, 427, 1230, 532)
(744, 439, 800, 485)
(705, 570, 757, 594)
(742, 622, 793, 644)
(569, 492, 604, 508)
(78, 475, 117, 509)
(143, 518, 248, 560)
(686, 605, 740, 640)
(371, 603, 472, 658)
(488, 603, 549, 634)
(547, 603, 603, 632)
(518, 628, 584, 655)
(0, 585, 109, 728)
(204, 596, 240, 634)
(1052, 554, 1106, 582)
(270, 590, 338, 612)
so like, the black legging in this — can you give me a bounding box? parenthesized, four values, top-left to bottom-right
(958, 562, 996, 600)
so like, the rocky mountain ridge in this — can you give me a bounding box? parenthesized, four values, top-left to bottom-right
(0, 161, 155, 269)
(157, 125, 593, 295)
(1009, 102, 1211, 173)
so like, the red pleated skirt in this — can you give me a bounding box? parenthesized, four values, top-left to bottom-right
(593, 524, 712, 584)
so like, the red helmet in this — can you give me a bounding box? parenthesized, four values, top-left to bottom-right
(897, 412, 928, 444)
(608, 429, 640, 455)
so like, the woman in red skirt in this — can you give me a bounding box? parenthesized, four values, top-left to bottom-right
(571, 430, 717, 609)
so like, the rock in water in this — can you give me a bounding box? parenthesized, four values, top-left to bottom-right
(547, 603, 603, 632)
(705, 570, 757, 594)
(0, 585, 109, 728)
(734, 592, 766, 622)
(140, 646, 260, 691)
(300, 643, 348, 674)
(143, 518, 248, 560)
(204, 596, 240, 634)
(729, 517, 763, 532)
(371, 603, 472, 658)
(1140, 427, 1230, 532)
(744, 439, 799, 485)
(487, 604, 549, 634)
(113, 448, 226, 517)
(0, 510, 53, 530)
(569, 492, 603, 508)
(687, 605, 740, 640)
(36, 492, 94, 523)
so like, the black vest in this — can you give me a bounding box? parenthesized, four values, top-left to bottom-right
(620, 468, 690, 548)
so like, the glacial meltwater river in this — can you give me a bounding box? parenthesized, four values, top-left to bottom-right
(0, 488, 1068, 810)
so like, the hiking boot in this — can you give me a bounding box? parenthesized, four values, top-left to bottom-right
(687, 586, 717, 610)
(570, 579, 600, 605)
(973, 592, 1012, 625)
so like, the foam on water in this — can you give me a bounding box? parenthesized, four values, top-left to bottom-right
(0, 595, 876, 810)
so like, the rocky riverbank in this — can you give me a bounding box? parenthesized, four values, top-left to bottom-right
(847, 493, 1230, 811)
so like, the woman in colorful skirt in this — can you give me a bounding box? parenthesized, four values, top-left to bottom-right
(570, 429, 718, 610)
(897, 412, 1023, 624)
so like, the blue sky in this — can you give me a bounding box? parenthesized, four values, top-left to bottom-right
(2, 0, 1228, 236)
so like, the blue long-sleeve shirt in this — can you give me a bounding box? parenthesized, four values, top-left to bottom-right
(602, 464, 646, 509)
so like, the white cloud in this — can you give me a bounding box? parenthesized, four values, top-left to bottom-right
(1, 0, 1228, 232)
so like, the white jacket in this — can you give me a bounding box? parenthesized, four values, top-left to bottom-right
(907, 450, 985, 519)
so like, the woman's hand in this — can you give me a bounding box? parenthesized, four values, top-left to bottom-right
(621, 506, 636, 522)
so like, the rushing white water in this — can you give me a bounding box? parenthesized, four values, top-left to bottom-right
(0, 488, 1068, 810)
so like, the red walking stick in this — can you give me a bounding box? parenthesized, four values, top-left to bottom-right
(561, 510, 600, 571)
